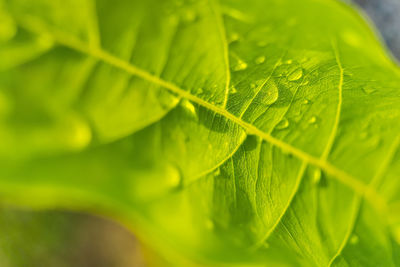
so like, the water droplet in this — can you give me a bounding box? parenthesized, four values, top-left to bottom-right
(285, 59, 293, 64)
(250, 83, 256, 89)
(69, 117, 92, 149)
(196, 88, 204, 95)
(301, 79, 309, 86)
(276, 118, 289, 130)
(302, 99, 310, 105)
(255, 56, 265, 64)
(261, 81, 279, 105)
(288, 68, 303, 81)
(229, 32, 240, 43)
(0, 12, 17, 42)
(312, 169, 321, 184)
(166, 164, 181, 187)
(213, 168, 221, 176)
(350, 234, 359, 245)
(233, 60, 247, 71)
(362, 86, 376, 95)
(181, 99, 197, 117)
(308, 116, 317, 124)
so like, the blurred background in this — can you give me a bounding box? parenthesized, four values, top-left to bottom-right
(0, 0, 399, 266)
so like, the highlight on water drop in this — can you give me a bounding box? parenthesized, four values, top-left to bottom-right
(275, 118, 289, 130)
(288, 68, 303, 81)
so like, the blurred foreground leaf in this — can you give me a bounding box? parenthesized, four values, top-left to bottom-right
(0, 0, 400, 266)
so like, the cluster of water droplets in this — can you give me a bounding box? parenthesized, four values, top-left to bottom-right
(275, 58, 304, 82)
(163, 0, 199, 25)
(229, 32, 270, 72)
(232, 57, 248, 72)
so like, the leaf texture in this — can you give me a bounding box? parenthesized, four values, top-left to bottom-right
(0, 0, 400, 266)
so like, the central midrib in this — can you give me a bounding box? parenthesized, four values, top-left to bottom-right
(16, 15, 387, 212)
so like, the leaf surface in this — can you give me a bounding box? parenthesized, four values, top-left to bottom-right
(0, 0, 400, 266)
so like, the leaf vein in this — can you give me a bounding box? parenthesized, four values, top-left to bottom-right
(207, 0, 231, 108)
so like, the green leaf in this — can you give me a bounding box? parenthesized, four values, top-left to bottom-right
(1, 0, 400, 266)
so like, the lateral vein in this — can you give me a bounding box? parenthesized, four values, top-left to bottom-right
(208, 0, 232, 108)
(322, 40, 344, 160)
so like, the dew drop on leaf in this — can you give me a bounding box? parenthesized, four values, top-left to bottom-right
(181, 99, 197, 117)
(362, 86, 376, 95)
(288, 68, 303, 81)
(262, 81, 279, 105)
(302, 99, 310, 105)
(308, 116, 317, 124)
(233, 60, 248, 71)
(255, 56, 266, 64)
(69, 117, 92, 149)
(301, 79, 309, 86)
(166, 164, 181, 187)
(276, 118, 289, 130)
(196, 88, 204, 95)
(350, 234, 359, 245)
(312, 169, 321, 184)
(285, 59, 293, 64)
(229, 32, 240, 43)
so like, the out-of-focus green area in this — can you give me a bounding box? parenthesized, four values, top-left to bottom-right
(0, 206, 146, 267)
(1, 0, 400, 266)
